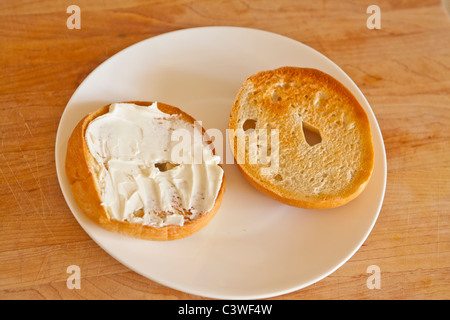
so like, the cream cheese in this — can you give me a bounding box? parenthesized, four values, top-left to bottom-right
(85, 102, 223, 227)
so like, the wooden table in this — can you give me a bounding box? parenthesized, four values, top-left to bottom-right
(1, 0, 449, 300)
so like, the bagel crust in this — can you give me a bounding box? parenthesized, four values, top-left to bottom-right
(228, 67, 374, 209)
(66, 101, 225, 240)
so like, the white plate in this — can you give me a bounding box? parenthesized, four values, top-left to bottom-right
(55, 26, 386, 299)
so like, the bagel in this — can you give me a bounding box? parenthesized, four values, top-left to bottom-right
(228, 67, 374, 209)
(66, 101, 225, 240)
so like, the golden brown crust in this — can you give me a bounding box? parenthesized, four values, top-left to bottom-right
(236, 163, 369, 209)
(229, 67, 374, 209)
(66, 101, 225, 240)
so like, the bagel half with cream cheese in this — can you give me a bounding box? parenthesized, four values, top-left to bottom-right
(66, 101, 225, 240)
(228, 67, 374, 209)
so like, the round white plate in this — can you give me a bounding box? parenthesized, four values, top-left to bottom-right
(55, 26, 386, 299)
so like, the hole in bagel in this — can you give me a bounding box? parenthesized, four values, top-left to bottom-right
(271, 90, 282, 103)
(242, 119, 257, 132)
(155, 162, 179, 172)
(274, 174, 283, 182)
(133, 209, 145, 218)
(302, 122, 322, 147)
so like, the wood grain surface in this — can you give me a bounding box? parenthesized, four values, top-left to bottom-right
(1, 0, 449, 300)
